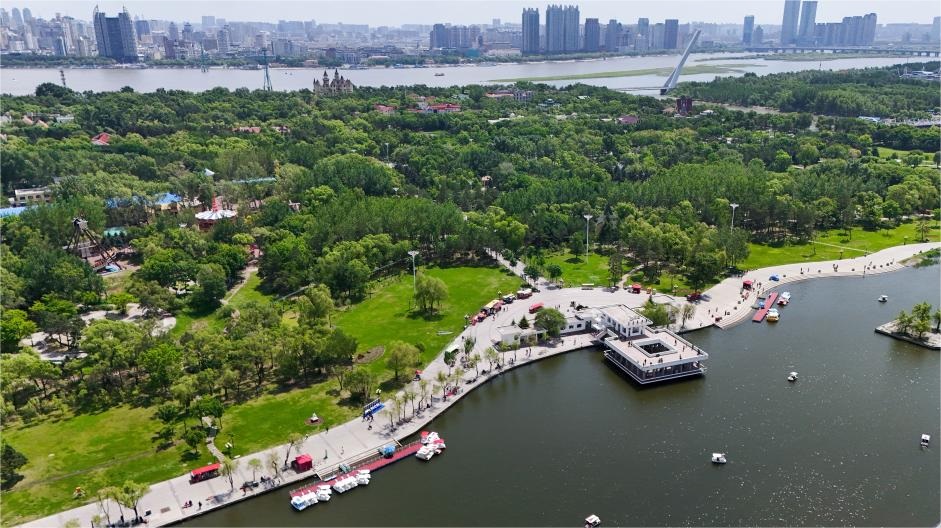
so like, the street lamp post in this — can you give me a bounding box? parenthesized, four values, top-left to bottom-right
(583, 214, 593, 256)
(407, 250, 420, 293)
(729, 203, 740, 233)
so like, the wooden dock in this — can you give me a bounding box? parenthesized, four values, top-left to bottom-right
(752, 292, 779, 323)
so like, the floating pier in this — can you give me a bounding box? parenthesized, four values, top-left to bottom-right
(752, 292, 779, 323)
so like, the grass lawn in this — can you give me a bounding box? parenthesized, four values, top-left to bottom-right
(170, 269, 272, 338)
(334, 265, 521, 372)
(220, 381, 358, 458)
(538, 251, 610, 287)
(1, 407, 210, 526)
(628, 269, 698, 295)
(876, 146, 934, 162)
(741, 223, 941, 270)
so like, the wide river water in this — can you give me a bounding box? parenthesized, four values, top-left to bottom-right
(0, 53, 924, 95)
(186, 264, 940, 527)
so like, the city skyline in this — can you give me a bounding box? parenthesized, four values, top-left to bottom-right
(10, 0, 940, 27)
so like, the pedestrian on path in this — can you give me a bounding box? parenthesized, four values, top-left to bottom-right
(198, 502, 202, 510)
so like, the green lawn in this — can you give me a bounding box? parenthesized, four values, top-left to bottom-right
(538, 251, 610, 287)
(170, 269, 271, 338)
(1, 406, 210, 526)
(220, 381, 357, 458)
(334, 265, 521, 372)
(628, 269, 698, 295)
(876, 146, 934, 162)
(742, 223, 941, 270)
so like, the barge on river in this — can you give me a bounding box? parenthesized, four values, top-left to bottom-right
(585, 305, 708, 384)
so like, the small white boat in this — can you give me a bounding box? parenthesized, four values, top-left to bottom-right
(584, 514, 602, 527)
(291, 492, 317, 511)
(921, 434, 931, 446)
(355, 469, 371, 485)
(787, 371, 798, 382)
(415, 444, 436, 460)
(332, 475, 359, 493)
(766, 308, 780, 322)
(315, 485, 332, 501)
(878, 295, 888, 303)
(711, 453, 727, 464)
(777, 292, 791, 305)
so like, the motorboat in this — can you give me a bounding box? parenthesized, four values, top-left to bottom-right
(766, 308, 780, 322)
(921, 434, 931, 447)
(711, 453, 727, 464)
(787, 372, 798, 382)
(420, 431, 441, 445)
(878, 295, 888, 303)
(584, 514, 602, 527)
(778, 292, 791, 305)
(415, 444, 436, 460)
(291, 492, 317, 511)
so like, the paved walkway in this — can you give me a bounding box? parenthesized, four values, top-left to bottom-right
(22, 242, 938, 528)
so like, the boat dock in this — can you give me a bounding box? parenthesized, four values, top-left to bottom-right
(290, 442, 422, 498)
(752, 292, 779, 323)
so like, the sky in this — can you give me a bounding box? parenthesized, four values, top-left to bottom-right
(11, 0, 941, 27)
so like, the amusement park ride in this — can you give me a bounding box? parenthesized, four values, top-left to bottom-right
(66, 217, 120, 273)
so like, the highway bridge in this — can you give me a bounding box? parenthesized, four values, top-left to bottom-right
(660, 29, 702, 95)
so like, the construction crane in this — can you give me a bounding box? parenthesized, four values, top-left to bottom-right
(262, 48, 273, 91)
(66, 217, 119, 273)
(661, 29, 702, 95)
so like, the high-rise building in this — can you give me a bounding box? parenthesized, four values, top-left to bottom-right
(168, 22, 179, 40)
(545, 5, 564, 53)
(93, 7, 138, 62)
(605, 19, 622, 52)
(134, 19, 150, 41)
(933, 16, 940, 43)
(430, 23, 449, 48)
(492, 18, 501, 27)
(522, 8, 540, 54)
(742, 15, 755, 44)
(636, 18, 649, 48)
(583, 18, 600, 51)
(11, 7, 22, 28)
(201, 16, 215, 29)
(798, 1, 817, 43)
(182, 22, 194, 42)
(22, 7, 32, 24)
(664, 19, 679, 49)
(780, 0, 800, 45)
(562, 5, 579, 52)
(217, 25, 230, 54)
(650, 22, 664, 49)
(861, 13, 877, 45)
(0, 8, 9, 28)
(752, 25, 764, 45)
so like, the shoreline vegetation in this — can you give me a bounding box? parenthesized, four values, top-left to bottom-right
(490, 63, 760, 82)
(698, 52, 916, 62)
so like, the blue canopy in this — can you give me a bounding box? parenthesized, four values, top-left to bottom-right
(0, 206, 28, 218)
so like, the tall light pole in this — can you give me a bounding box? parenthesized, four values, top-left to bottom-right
(407, 250, 419, 293)
(729, 203, 739, 233)
(583, 214, 593, 256)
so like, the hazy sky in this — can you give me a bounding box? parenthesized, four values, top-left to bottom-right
(12, 0, 941, 26)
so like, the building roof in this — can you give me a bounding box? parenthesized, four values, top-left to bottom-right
(0, 206, 28, 218)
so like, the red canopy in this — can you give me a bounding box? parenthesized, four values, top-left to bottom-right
(190, 463, 220, 476)
(743, 279, 753, 286)
(631, 283, 642, 289)
(295, 454, 312, 465)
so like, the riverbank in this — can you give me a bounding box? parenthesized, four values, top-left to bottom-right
(19, 242, 939, 528)
(875, 321, 941, 349)
(490, 63, 759, 82)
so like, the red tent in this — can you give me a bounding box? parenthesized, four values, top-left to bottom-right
(630, 283, 642, 293)
(189, 462, 220, 482)
(743, 279, 753, 290)
(292, 454, 313, 472)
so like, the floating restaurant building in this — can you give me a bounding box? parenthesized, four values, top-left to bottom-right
(581, 305, 708, 384)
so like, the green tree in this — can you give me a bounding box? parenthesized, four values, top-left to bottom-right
(534, 308, 566, 338)
(640, 300, 671, 327)
(182, 427, 206, 455)
(608, 251, 624, 287)
(518, 316, 530, 329)
(545, 264, 563, 284)
(116, 480, 149, 521)
(414, 273, 449, 314)
(106, 292, 137, 315)
(385, 341, 420, 382)
(1, 309, 37, 353)
(0, 441, 27, 490)
(189, 264, 227, 311)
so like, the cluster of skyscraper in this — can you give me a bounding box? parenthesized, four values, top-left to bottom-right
(429, 24, 482, 50)
(520, 6, 682, 55)
(778, 0, 877, 46)
(0, 6, 98, 56)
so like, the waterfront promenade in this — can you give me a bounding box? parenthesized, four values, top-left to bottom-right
(21, 242, 938, 528)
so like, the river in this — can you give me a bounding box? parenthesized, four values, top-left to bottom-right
(0, 53, 924, 96)
(185, 264, 940, 527)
